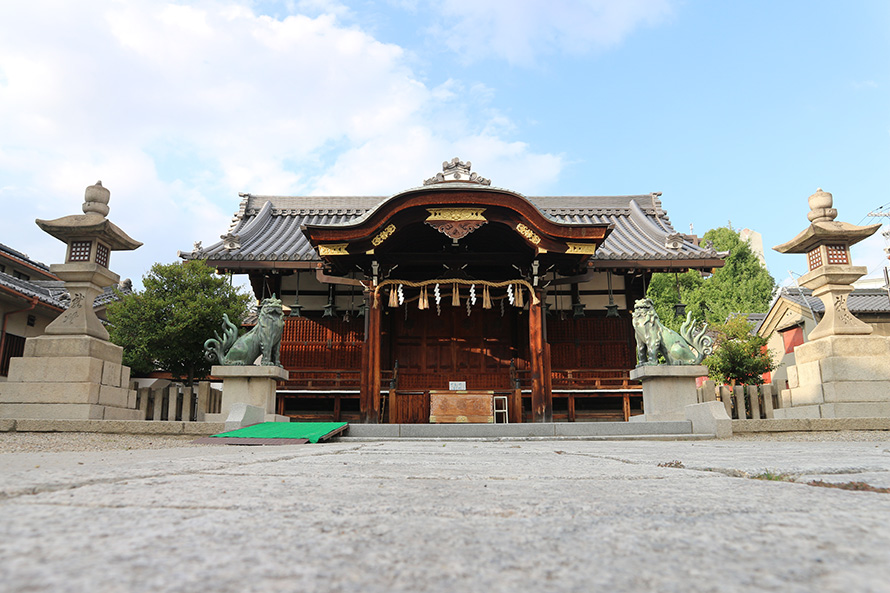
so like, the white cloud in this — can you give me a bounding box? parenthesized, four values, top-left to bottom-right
(0, 0, 563, 288)
(428, 0, 674, 64)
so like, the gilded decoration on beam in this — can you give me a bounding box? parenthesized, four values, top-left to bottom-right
(426, 208, 487, 221)
(318, 243, 349, 256)
(371, 224, 397, 247)
(565, 242, 597, 255)
(425, 208, 487, 240)
(515, 223, 541, 245)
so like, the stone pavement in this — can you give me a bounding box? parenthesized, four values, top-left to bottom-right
(2, 438, 890, 593)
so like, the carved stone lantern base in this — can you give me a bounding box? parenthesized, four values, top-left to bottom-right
(45, 262, 120, 341)
(204, 365, 290, 425)
(798, 264, 874, 341)
(0, 334, 141, 420)
(775, 335, 890, 419)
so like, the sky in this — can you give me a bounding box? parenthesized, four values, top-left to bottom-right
(1, 0, 889, 291)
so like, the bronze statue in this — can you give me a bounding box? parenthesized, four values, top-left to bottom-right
(204, 297, 284, 366)
(632, 298, 712, 365)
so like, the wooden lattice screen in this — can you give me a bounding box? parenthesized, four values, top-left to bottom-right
(547, 316, 635, 370)
(279, 316, 363, 371)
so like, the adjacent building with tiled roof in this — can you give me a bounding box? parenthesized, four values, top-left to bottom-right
(0, 243, 131, 378)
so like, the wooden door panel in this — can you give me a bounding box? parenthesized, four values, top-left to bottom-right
(391, 307, 515, 389)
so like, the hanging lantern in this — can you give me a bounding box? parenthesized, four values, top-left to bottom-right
(322, 284, 336, 317)
(290, 272, 302, 317)
(605, 270, 620, 318)
(482, 285, 492, 309)
(358, 299, 369, 317)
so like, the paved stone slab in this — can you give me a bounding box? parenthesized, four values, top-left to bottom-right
(1, 440, 889, 593)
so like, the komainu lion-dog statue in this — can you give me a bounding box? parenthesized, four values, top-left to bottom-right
(204, 297, 285, 366)
(631, 298, 713, 365)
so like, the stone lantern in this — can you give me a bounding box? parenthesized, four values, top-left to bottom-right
(0, 182, 144, 421)
(36, 181, 142, 340)
(771, 188, 890, 418)
(774, 188, 879, 341)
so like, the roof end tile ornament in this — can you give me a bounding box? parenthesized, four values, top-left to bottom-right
(423, 157, 491, 186)
(221, 232, 241, 251)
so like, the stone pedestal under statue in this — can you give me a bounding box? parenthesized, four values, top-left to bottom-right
(773, 188, 890, 419)
(629, 365, 706, 422)
(0, 181, 142, 421)
(204, 365, 290, 424)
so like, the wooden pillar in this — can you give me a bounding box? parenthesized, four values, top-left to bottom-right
(529, 290, 552, 422)
(510, 388, 522, 423)
(360, 290, 382, 423)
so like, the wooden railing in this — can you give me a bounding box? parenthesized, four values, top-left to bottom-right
(280, 369, 395, 391)
(512, 368, 640, 391)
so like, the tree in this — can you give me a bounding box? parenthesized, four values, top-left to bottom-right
(703, 315, 778, 386)
(106, 260, 252, 385)
(647, 227, 776, 330)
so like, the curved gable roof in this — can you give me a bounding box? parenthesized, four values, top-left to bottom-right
(184, 189, 723, 270)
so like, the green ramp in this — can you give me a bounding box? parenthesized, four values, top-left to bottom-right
(195, 422, 348, 445)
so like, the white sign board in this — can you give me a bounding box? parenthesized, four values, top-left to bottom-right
(449, 381, 467, 391)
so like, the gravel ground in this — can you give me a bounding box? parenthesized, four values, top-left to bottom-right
(730, 430, 890, 442)
(0, 429, 888, 453)
(0, 432, 202, 453)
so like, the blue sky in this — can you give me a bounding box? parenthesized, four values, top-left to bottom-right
(1, 0, 888, 289)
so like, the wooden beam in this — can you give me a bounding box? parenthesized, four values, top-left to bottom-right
(360, 289, 382, 423)
(528, 290, 551, 422)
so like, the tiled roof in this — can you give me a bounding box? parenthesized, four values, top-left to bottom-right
(0, 272, 65, 309)
(0, 242, 51, 272)
(185, 191, 721, 265)
(780, 286, 890, 314)
(0, 272, 131, 311)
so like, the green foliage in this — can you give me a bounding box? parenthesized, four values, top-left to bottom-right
(703, 316, 778, 386)
(647, 227, 776, 330)
(106, 260, 252, 384)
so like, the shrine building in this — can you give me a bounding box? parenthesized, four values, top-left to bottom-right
(181, 159, 724, 424)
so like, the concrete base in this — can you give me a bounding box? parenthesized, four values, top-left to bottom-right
(685, 402, 732, 438)
(205, 413, 290, 424)
(629, 365, 707, 422)
(342, 421, 701, 440)
(779, 335, 890, 419)
(0, 335, 140, 421)
(211, 365, 289, 418)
